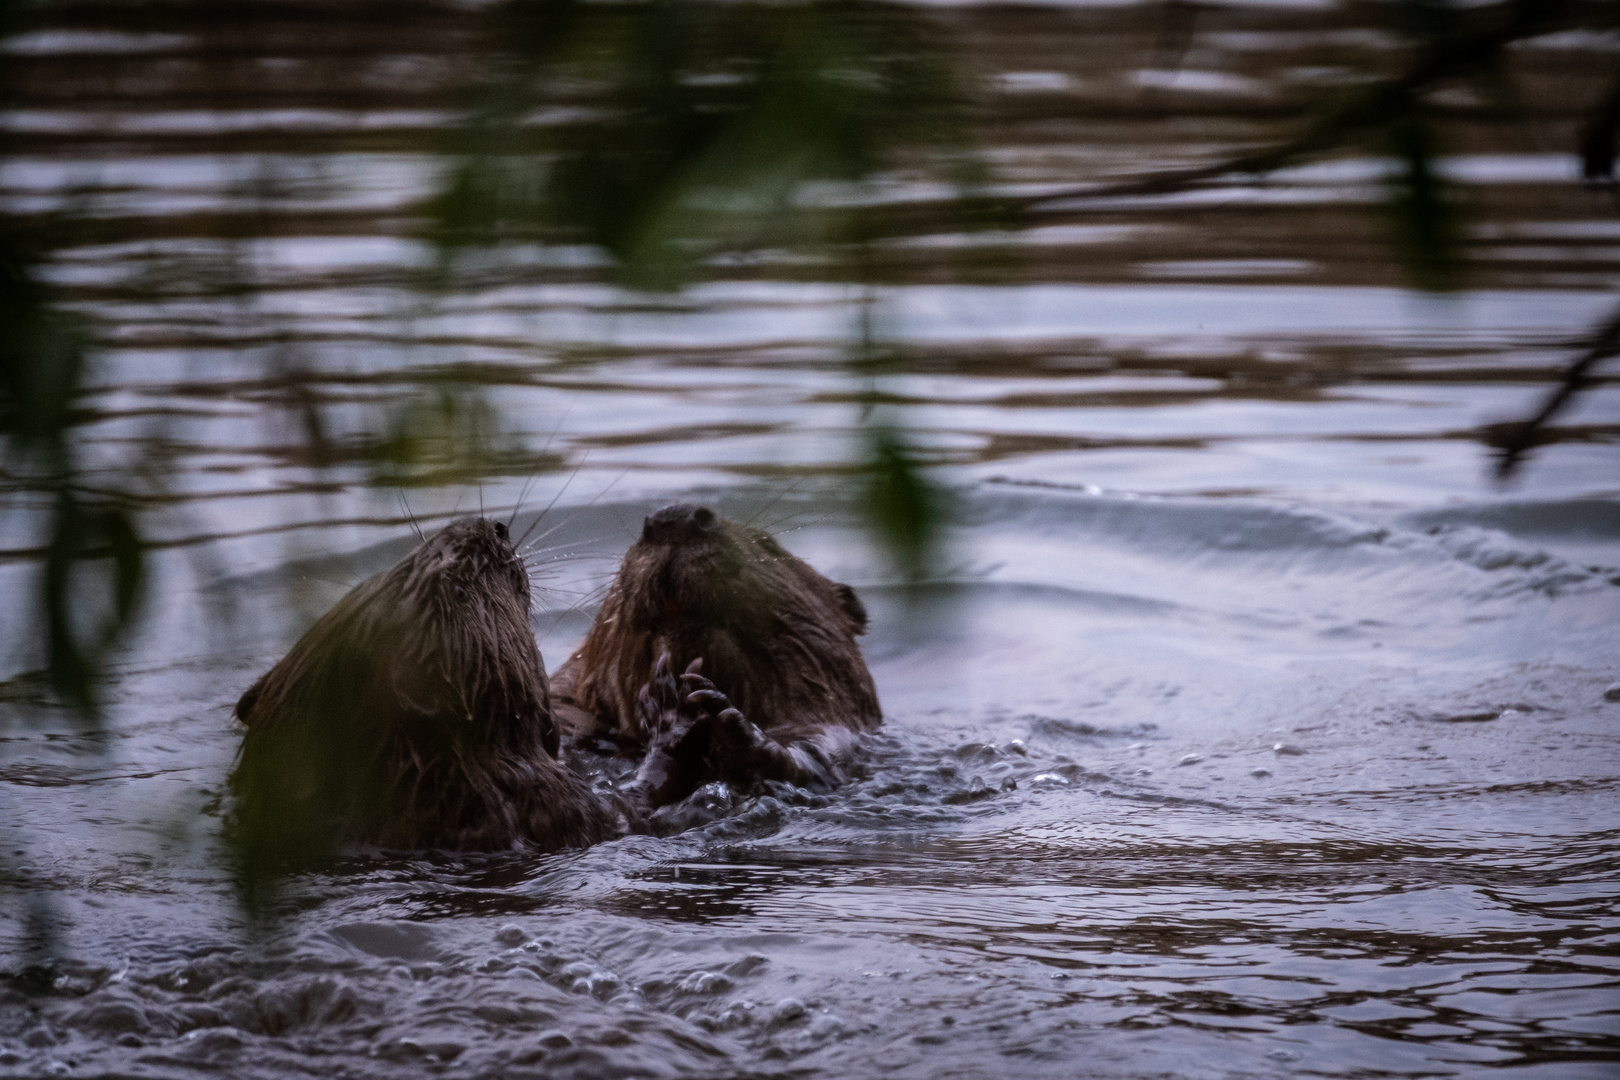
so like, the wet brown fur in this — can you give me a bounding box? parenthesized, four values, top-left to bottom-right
(553, 504, 880, 755)
(230, 517, 617, 854)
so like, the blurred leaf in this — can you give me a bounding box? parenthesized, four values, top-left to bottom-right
(43, 494, 95, 714)
(370, 385, 536, 486)
(436, 0, 973, 289)
(1578, 75, 1620, 183)
(861, 425, 938, 582)
(105, 506, 144, 627)
(0, 229, 82, 456)
(1383, 108, 1464, 292)
(41, 491, 148, 717)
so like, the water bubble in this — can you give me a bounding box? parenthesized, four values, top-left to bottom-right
(677, 970, 732, 995)
(1272, 743, 1305, 756)
(720, 1001, 755, 1028)
(586, 972, 623, 999)
(1176, 754, 1204, 767)
(724, 954, 768, 977)
(1030, 773, 1069, 786)
(495, 924, 528, 946)
(1251, 768, 1272, 778)
(773, 998, 806, 1024)
(1605, 682, 1620, 702)
(186, 1027, 244, 1052)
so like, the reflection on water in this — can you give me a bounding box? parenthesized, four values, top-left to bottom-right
(2, 3, 1619, 1078)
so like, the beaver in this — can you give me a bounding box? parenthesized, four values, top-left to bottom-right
(229, 516, 722, 859)
(551, 502, 881, 797)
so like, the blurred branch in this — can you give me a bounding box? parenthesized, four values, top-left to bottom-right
(434, 0, 979, 287)
(1579, 72, 1620, 183)
(0, 13, 148, 717)
(920, 0, 1580, 221)
(1489, 302, 1620, 479)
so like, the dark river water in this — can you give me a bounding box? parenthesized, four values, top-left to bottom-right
(2, 3, 1619, 1078)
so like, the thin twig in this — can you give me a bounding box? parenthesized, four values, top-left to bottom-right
(1491, 300, 1620, 479)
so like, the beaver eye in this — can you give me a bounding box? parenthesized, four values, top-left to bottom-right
(494, 521, 509, 540)
(693, 507, 715, 528)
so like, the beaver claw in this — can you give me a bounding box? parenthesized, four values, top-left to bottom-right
(637, 652, 684, 739)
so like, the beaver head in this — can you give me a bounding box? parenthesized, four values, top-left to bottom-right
(556, 503, 880, 747)
(231, 516, 611, 855)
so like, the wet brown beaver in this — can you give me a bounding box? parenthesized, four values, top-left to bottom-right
(229, 516, 719, 857)
(552, 503, 881, 795)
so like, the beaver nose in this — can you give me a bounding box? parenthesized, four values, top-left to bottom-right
(642, 503, 718, 541)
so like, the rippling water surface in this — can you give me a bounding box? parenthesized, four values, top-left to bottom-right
(2, 3, 1619, 1077)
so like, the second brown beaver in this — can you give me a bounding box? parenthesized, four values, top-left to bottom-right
(552, 503, 881, 797)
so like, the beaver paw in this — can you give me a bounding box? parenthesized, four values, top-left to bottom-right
(674, 672, 778, 778)
(639, 653, 736, 756)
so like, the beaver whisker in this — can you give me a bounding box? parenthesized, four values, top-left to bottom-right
(513, 458, 633, 554)
(742, 476, 809, 529)
(507, 410, 572, 531)
(523, 554, 625, 575)
(523, 572, 611, 609)
(514, 457, 588, 549)
(517, 516, 598, 558)
(520, 536, 618, 560)
(761, 512, 833, 537)
(537, 578, 616, 635)
(395, 488, 425, 542)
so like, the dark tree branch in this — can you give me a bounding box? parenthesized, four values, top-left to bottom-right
(1009, 0, 1575, 212)
(1489, 302, 1620, 479)
(1578, 73, 1620, 183)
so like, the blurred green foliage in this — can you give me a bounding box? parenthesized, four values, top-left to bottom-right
(434, 0, 973, 289)
(1382, 106, 1464, 293)
(862, 425, 937, 582)
(370, 384, 550, 487)
(0, 219, 145, 717)
(434, 0, 975, 573)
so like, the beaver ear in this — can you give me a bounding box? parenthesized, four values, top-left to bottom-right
(834, 583, 868, 635)
(234, 676, 265, 726)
